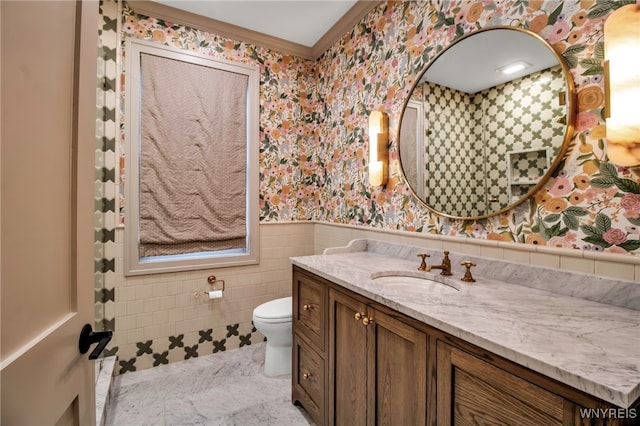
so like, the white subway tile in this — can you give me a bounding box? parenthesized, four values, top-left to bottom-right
(530, 252, 560, 269)
(595, 260, 635, 281)
(136, 312, 153, 328)
(143, 298, 160, 313)
(126, 300, 144, 315)
(560, 257, 594, 275)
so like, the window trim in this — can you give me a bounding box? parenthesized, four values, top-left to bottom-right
(124, 38, 260, 276)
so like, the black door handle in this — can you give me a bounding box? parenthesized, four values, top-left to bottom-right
(79, 323, 113, 360)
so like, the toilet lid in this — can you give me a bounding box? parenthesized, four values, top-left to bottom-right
(253, 297, 292, 320)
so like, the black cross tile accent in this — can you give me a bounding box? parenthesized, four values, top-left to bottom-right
(239, 334, 252, 347)
(95, 228, 115, 243)
(169, 334, 184, 349)
(99, 167, 115, 183)
(103, 346, 118, 357)
(136, 340, 153, 356)
(101, 77, 116, 93)
(119, 358, 136, 374)
(103, 106, 116, 122)
(102, 46, 117, 63)
(153, 351, 169, 367)
(95, 258, 115, 273)
(184, 345, 199, 359)
(98, 318, 115, 331)
(103, 15, 117, 32)
(96, 288, 114, 303)
(226, 324, 239, 338)
(101, 136, 115, 152)
(213, 339, 226, 353)
(97, 197, 115, 213)
(198, 329, 213, 343)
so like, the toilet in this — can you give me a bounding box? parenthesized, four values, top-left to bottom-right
(252, 296, 292, 376)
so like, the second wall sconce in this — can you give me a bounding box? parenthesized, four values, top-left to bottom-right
(369, 110, 389, 187)
(604, 3, 640, 166)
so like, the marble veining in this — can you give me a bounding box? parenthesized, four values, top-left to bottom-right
(336, 239, 640, 310)
(294, 239, 640, 408)
(106, 343, 312, 426)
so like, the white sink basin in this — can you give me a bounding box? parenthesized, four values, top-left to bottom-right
(370, 270, 460, 293)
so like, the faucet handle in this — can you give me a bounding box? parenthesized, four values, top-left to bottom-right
(417, 253, 430, 271)
(440, 251, 453, 276)
(460, 261, 476, 282)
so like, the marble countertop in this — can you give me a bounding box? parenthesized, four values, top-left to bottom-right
(290, 240, 640, 408)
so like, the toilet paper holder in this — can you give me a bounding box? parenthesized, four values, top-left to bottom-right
(207, 275, 225, 291)
(195, 275, 226, 299)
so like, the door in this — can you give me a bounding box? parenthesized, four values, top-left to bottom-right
(329, 289, 368, 426)
(329, 289, 429, 426)
(399, 100, 426, 199)
(1, 1, 99, 424)
(436, 342, 565, 425)
(367, 308, 427, 426)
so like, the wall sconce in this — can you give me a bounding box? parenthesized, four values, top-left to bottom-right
(604, 4, 640, 166)
(368, 111, 389, 187)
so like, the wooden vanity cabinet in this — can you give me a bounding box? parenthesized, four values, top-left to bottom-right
(329, 287, 428, 426)
(292, 266, 639, 426)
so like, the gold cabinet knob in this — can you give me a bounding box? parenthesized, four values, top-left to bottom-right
(302, 373, 311, 380)
(354, 312, 363, 321)
(303, 304, 311, 311)
(362, 317, 373, 326)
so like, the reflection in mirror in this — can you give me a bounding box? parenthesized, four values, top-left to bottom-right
(399, 27, 574, 219)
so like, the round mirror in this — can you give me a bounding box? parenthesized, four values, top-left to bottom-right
(398, 26, 575, 220)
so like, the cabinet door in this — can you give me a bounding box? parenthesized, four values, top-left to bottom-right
(329, 289, 368, 426)
(437, 342, 565, 426)
(367, 308, 428, 426)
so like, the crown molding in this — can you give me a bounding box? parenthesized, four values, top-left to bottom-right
(127, 0, 381, 60)
(310, 1, 380, 59)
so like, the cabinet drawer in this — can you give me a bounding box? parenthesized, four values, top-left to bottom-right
(294, 271, 326, 351)
(293, 335, 325, 425)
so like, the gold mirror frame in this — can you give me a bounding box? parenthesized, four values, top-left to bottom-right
(397, 26, 576, 221)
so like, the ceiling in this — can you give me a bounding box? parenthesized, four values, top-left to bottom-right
(149, 0, 358, 48)
(422, 29, 560, 94)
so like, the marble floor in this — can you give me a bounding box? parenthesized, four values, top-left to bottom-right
(106, 343, 314, 425)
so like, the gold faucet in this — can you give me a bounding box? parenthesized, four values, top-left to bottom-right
(460, 261, 476, 282)
(423, 251, 453, 276)
(417, 253, 430, 271)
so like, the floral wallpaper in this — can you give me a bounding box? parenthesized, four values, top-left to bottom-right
(121, 0, 640, 256)
(314, 0, 640, 255)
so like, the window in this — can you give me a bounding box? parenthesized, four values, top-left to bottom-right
(124, 39, 259, 275)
